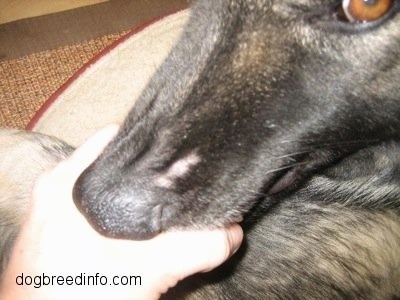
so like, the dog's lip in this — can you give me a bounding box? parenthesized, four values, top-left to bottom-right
(267, 166, 300, 195)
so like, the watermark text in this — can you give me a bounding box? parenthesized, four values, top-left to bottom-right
(15, 272, 142, 289)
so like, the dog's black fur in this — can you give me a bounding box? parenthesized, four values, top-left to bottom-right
(2, 0, 400, 298)
(71, 0, 400, 298)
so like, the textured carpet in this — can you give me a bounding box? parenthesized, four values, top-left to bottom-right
(30, 11, 188, 146)
(0, 33, 127, 129)
(0, 0, 188, 130)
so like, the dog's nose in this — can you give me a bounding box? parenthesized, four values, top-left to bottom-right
(72, 166, 181, 240)
(72, 148, 202, 240)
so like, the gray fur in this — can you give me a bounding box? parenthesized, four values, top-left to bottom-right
(1, 0, 400, 298)
(0, 129, 73, 274)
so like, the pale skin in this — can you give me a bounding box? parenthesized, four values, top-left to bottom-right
(0, 125, 243, 300)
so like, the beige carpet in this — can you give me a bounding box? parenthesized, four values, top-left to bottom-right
(0, 33, 127, 129)
(0, 0, 188, 131)
(31, 11, 188, 146)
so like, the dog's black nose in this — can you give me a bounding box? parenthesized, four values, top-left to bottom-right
(72, 166, 180, 240)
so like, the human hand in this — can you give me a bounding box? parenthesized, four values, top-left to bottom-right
(0, 125, 243, 300)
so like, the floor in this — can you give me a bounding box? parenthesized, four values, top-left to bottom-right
(0, 0, 188, 129)
(0, 0, 108, 24)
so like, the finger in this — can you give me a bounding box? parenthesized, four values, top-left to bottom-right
(201, 223, 244, 272)
(64, 124, 120, 174)
(33, 124, 119, 201)
(156, 224, 243, 281)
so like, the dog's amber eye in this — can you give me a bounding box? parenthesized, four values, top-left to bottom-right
(341, 0, 393, 22)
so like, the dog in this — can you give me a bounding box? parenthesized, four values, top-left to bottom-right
(1, 0, 400, 298)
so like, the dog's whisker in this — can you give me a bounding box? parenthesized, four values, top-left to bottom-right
(264, 161, 308, 175)
(268, 150, 311, 161)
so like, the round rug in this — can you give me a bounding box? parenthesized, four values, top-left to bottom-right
(28, 10, 189, 147)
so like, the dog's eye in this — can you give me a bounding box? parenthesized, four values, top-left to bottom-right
(340, 0, 394, 22)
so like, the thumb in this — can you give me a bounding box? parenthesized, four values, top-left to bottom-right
(154, 224, 243, 284)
